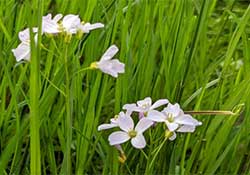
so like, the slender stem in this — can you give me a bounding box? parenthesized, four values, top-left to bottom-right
(75, 67, 93, 75)
(184, 110, 235, 115)
(149, 138, 167, 169)
(180, 134, 191, 175)
(64, 45, 72, 174)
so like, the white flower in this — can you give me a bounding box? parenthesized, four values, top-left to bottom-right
(42, 13, 62, 34)
(18, 28, 38, 42)
(79, 22, 104, 33)
(12, 42, 31, 62)
(123, 97, 169, 116)
(98, 112, 122, 131)
(62, 14, 81, 34)
(12, 28, 37, 62)
(91, 45, 125, 78)
(147, 103, 202, 140)
(108, 114, 153, 149)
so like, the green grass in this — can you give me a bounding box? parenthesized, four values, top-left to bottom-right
(0, 0, 250, 174)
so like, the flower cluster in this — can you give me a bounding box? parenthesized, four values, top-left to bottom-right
(12, 14, 104, 62)
(98, 97, 202, 149)
(12, 14, 125, 78)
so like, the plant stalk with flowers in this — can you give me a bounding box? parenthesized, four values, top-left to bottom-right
(98, 96, 242, 173)
(3, 1, 249, 174)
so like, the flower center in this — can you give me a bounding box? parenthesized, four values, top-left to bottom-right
(142, 104, 149, 109)
(167, 113, 174, 123)
(128, 130, 137, 138)
(90, 62, 98, 69)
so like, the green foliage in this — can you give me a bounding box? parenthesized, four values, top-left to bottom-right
(0, 0, 250, 174)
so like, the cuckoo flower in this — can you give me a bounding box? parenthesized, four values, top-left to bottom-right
(147, 103, 202, 140)
(90, 45, 125, 78)
(42, 13, 62, 34)
(108, 114, 153, 149)
(123, 97, 169, 118)
(12, 28, 38, 62)
(79, 22, 104, 33)
(62, 14, 81, 34)
(61, 14, 104, 34)
(98, 112, 123, 131)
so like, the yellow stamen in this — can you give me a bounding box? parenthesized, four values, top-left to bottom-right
(128, 130, 137, 138)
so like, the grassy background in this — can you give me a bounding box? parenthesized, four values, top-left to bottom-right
(0, 0, 250, 174)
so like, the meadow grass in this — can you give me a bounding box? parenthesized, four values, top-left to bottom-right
(0, 0, 250, 174)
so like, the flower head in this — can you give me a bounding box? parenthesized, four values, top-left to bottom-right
(62, 14, 81, 34)
(12, 28, 37, 62)
(61, 14, 104, 35)
(91, 45, 125, 78)
(42, 13, 62, 34)
(123, 97, 169, 117)
(147, 103, 202, 140)
(108, 114, 153, 149)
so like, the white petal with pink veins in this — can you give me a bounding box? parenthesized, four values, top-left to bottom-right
(150, 99, 169, 110)
(147, 110, 166, 122)
(108, 131, 130, 145)
(131, 134, 146, 149)
(118, 114, 134, 132)
(135, 118, 153, 133)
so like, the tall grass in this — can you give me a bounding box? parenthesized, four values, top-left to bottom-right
(0, 0, 250, 174)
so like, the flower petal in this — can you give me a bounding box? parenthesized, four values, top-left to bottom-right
(135, 118, 153, 133)
(150, 99, 169, 110)
(100, 45, 119, 61)
(123, 103, 141, 115)
(175, 114, 202, 126)
(80, 22, 104, 33)
(12, 42, 30, 62)
(42, 14, 61, 34)
(131, 134, 146, 149)
(62, 14, 81, 34)
(166, 122, 179, 132)
(97, 59, 125, 78)
(163, 103, 181, 117)
(147, 110, 166, 122)
(108, 131, 130, 145)
(98, 123, 118, 131)
(53, 14, 63, 22)
(169, 132, 176, 141)
(118, 114, 134, 132)
(137, 97, 152, 108)
(18, 28, 37, 42)
(177, 125, 196, 133)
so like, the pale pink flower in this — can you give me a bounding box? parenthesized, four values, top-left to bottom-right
(147, 103, 202, 140)
(108, 114, 153, 149)
(12, 28, 37, 62)
(91, 45, 125, 78)
(123, 97, 169, 117)
(42, 13, 62, 34)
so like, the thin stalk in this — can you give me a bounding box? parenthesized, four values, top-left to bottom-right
(149, 138, 167, 170)
(184, 110, 235, 116)
(63, 44, 72, 174)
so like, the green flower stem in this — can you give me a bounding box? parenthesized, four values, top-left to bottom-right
(184, 110, 235, 116)
(75, 67, 93, 75)
(63, 44, 72, 174)
(149, 138, 167, 169)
